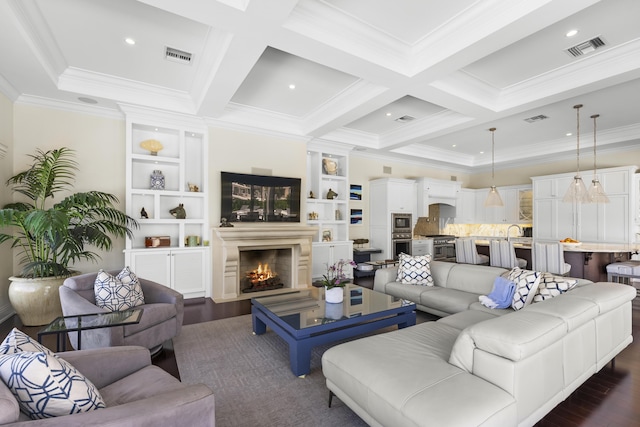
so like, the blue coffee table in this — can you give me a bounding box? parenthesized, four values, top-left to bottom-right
(251, 285, 416, 377)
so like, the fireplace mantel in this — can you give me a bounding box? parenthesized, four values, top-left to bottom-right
(211, 225, 318, 301)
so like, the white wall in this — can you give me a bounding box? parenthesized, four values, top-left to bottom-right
(12, 104, 127, 274)
(0, 93, 14, 321)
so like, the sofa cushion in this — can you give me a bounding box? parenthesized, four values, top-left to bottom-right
(396, 253, 434, 285)
(99, 365, 185, 406)
(0, 351, 105, 419)
(94, 267, 145, 312)
(533, 273, 579, 302)
(437, 310, 501, 331)
(563, 282, 637, 314)
(420, 288, 480, 314)
(1, 328, 54, 356)
(444, 263, 507, 294)
(508, 267, 542, 310)
(123, 303, 177, 336)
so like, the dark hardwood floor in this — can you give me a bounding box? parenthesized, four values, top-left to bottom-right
(2, 277, 639, 426)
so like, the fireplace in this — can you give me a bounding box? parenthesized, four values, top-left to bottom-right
(211, 225, 317, 301)
(239, 248, 292, 293)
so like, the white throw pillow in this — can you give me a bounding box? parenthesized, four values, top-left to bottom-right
(0, 351, 105, 419)
(396, 253, 434, 286)
(533, 273, 579, 302)
(94, 266, 145, 312)
(507, 267, 542, 310)
(0, 328, 54, 356)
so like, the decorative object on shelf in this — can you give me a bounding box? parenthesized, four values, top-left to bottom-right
(587, 113, 609, 203)
(150, 169, 165, 190)
(145, 236, 170, 248)
(484, 127, 504, 207)
(220, 218, 233, 227)
(186, 235, 199, 247)
(321, 259, 356, 304)
(335, 209, 341, 220)
(0, 147, 137, 326)
(353, 238, 369, 246)
(188, 182, 199, 192)
(563, 104, 590, 203)
(169, 204, 186, 219)
(326, 188, 338, 199)
(139, 139, 163, 156)
(308, 211, 318, 220)
(322, 229, 333, 242)
(309, 190, 315, 199)
(140, 207, 148, 219)
(350, 184, 362, 200)
(322, 157, 338, 175)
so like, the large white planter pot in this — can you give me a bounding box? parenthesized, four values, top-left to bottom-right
(8, 275, 67, 326)
(325, 286, 344, 304)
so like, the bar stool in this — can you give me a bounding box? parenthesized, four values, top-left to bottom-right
(455, 238, 489, 265)
(532, 242, 571, 276)
(489, 240, 527, 269)
(606, 261, 640, 284)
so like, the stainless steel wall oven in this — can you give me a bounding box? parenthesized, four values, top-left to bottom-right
(391, 213, 413, 259)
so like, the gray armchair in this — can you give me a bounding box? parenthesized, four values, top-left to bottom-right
(0, 346, 215, 426)
(59, 271, 184, 352)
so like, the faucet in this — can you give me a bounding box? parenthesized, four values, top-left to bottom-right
(507, 224, 522, 242)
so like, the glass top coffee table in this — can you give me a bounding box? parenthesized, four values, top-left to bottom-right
(38, 309, 143, 352)
(251, 284, 415, 377)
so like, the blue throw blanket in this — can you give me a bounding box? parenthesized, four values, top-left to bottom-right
(481, 276, 517, 309)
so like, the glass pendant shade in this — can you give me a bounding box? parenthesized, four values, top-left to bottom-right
(587, 113, 609, 203)
(484, 127, 504, 207)
(564, 104, 591, 203)
(485, 185, 504, 207)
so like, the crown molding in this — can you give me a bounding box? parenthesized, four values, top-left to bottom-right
(15, 94, 123, 120)
(205, 116, 311, 144)
(0, 74, 20, 102)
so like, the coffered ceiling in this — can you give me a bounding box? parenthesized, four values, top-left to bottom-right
(1, 0, 639, 172)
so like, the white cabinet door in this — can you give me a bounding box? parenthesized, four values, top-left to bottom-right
(312, 242, 353, 279)
(388, 182, 416, 212)
(172, 249, 206, 296)
(128, 250, 171, 287)
(455, 189, 476, 223)
(534, 199, 556, 240)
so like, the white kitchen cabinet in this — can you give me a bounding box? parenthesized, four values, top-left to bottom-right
(122, 106, 210, 298)
(532, 166, 636, 243)
(455, 189, 478, 223)
(126, 248, 208, 298)
(311, 241, 354, 280)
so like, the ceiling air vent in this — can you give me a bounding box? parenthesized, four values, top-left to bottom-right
(165, 46, 192, 64)
(566, 36, 606, 58)
(524, 114, 549, 123)
(395, 115, 415, 123)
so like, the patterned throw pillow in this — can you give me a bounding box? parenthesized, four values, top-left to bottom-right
(94, 266, 145, 312)
(0, 351, 105, 419)
(533, 273, 579, 302)
(0, 328, 54, 356)
(396, 253, 434, 286)
(507, 267, 542, 310)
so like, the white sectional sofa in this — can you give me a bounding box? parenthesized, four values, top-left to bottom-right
(322, 261, 636, 427)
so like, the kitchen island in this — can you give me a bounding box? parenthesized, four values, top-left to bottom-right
(475, 239, 639, 282)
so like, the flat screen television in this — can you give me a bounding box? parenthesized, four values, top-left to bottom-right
(221, 172, 301, 223)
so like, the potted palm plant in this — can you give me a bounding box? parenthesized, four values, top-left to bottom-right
(0, 148, 137, 325)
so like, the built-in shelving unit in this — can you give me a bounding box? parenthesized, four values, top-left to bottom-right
(122, 106, 210, 298)
(306, 142, 353, 279)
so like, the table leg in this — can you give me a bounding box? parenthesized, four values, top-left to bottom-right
(77, 330, 82, 350)
(252, 312, 267, 335)
(398, 311, 417, 329)
(289, 339, 312, 378)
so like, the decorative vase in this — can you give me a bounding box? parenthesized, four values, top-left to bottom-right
(325, 286, 344, 304)
(150, 170, 165, 190)
(8, 275, 68, 326)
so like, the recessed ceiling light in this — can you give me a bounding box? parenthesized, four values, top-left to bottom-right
(566, 132, 573, 136)
(78, 97, 97, 104)
(480, 151, 484, 154)
(385, 112, 392, 117)
(125, 38, 136, 45)
(452, 144, 456, 148)
(288, 84, 296, 90)
(566, 29, 578, 38)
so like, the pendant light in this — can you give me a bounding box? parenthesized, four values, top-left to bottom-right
(587, 113, 609, 203)
(484, 127, 504, 207)
(563, 104, 590, 203)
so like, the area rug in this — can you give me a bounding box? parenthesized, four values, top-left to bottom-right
(173, 314, 369, 427)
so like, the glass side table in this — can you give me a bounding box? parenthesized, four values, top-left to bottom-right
(38, 309, 143, 352)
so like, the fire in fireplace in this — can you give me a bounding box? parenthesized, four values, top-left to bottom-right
(241, 262, 284, 293)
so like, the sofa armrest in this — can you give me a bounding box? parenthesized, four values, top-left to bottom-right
(56, 346, 151, 389)
(139, 279, 184, 328)
(373, 267, 399, 293)
(5, 384, 215, 427)
(59, 286, 109, 317)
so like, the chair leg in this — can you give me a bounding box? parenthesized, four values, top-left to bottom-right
(328, 390, 334, 407)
